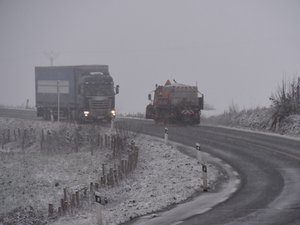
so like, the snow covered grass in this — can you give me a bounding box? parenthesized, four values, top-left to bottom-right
(0, 118, 108, 217)
(278, 114, 300, 136)
(50, 136, 218, 225)
(0, 118, 219, 225)
(204, 107, 300, 137)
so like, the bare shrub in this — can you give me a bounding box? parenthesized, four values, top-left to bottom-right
(269, 77, 300, 130)
(228, 100, 240, 114)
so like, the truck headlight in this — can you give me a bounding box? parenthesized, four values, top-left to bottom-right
(84, 111, 90, 117)
(111, 110, 116, 117)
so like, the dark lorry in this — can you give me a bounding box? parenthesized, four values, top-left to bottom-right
(35, 65, 118, 122)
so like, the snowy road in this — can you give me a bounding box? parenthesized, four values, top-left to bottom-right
(121, 118, 300, 225)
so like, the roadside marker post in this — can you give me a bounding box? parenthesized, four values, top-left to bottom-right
(202, 164, 208, 192)
(164, 127, 168, 144)
(196, 143, 208, 192)
(196, 143, 202, 163)
(130, 140, 135, 150)
(95, 192, 108, 225)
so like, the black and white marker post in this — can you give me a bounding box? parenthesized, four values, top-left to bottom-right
(196, 143, 208, 192)
(164, 127, 168, 144)
(131, 139, 135, 150)
(95, 192, 108, 225)
(196, 143, 202, 163)
(202, 164, 208, 192)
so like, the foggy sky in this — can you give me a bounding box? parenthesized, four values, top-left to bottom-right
(1, 0, 300, 115)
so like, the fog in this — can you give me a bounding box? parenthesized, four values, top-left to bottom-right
(0, 0, 300, 115)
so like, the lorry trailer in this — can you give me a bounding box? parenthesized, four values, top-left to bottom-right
(35, 65, 118, 122)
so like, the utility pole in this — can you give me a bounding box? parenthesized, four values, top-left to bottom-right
(44, 51, 59, 66)
(25, 99, 29, 109)
(297, 77, 300, 105)
(57, 80, 60, 122)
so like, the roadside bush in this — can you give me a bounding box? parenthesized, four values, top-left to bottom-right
(269, 77, 300, 130)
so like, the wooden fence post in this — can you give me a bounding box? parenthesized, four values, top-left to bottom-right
(95, 183, 99, 191)
(7, 129, 10, 142)
(97, 133, 100, 147)
(41, 129, 44, 151)
(75, 191, 80, 208)
(74, 129, 79, 153)
(1, 132, 4, 149)
(14, 130, 17, 141)
(102, 164, 105, 177)
(104, 134, 107, 148)
(84, 188, 87, 198)
(108, 135, 111, 149)
(112, 135, 115, 157)
(60, 199, 65, 215)
(22, 129, 26, 150)
(90, 182, 94, 193)
(121, 160, 125, 174)
(127, 153, 132, 172)
(100, 176, 105, 186)
(58, 207, 62, 217)
(71, 193, 75, 214)
(109, 168, 114, 186)
(106, 174, 109, 186)
(91, 145, 94, 156)
(63, 188, 68, 203)
(134, 147, 139, 169)
(125, 160, 128, 175)
(48, 204, 54, 217)
(117, 165, 122, 181)
(63, 188, 69, 214)
(114, 169, 118, 185)
(99, 135, 103, 148)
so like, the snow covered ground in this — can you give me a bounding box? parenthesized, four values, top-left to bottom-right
(204, 107, 300, 138)
(0, 117, 221, 225)
(3, 107, 298, 225)
(50, 137, 220, 225)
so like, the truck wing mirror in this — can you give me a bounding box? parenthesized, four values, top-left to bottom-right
(115, 85, 119, 94)
(148, 94, 152, 101)
(198, 95, 204, 110)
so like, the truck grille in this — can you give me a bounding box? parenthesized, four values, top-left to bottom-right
(90, 99, 110, 110)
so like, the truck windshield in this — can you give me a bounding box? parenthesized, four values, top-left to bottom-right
(84, 82, 113, 96)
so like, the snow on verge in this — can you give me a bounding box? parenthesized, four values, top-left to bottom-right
(0, 117, 220, 225)
(50, 135, 219, 225)
(204, 108, 300, 138)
